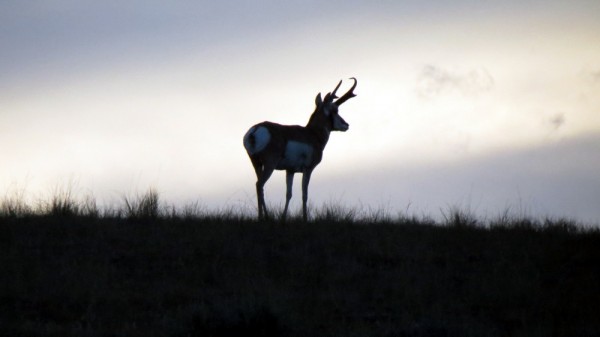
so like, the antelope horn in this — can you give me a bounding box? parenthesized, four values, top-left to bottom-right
(331, 80, 343, 99)
(334, 77, 357, 106)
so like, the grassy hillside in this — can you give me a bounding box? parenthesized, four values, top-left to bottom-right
(1, 194, 600, 336)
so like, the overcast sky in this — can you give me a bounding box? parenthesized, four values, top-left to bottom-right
(1, 1, 599, 223)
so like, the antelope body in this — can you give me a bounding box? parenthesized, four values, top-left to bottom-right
(243, 78, 357, 221)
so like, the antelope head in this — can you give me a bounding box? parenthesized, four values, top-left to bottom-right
(313, 77, 357, 132)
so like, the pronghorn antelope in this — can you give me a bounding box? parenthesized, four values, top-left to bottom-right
(243, 78, 357, 221)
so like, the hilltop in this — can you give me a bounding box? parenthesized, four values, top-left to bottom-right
(2, 202, 600, 336)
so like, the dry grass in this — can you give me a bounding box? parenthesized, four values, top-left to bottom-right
(1, 191, 599, 336)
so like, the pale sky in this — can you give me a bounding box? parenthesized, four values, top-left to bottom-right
(1, 1, 600, 222)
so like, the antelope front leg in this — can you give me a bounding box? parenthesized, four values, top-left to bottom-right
(301, 170, 312, 222)
(283, 170, 294, 222)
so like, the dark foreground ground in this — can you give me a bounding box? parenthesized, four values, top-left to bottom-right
(2, 214, 600, 336)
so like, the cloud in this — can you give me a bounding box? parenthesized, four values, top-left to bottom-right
(312, 132, 600, 223)
(416, 65, 494, 99)
(547, 113, 566, 131)
(580, 67, 600, 86)
(590, 70, 600, 83)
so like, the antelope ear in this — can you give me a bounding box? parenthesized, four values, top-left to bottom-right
(315, 93, 322, 106)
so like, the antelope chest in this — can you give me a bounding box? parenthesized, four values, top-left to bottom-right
(278, 141, 314, 171)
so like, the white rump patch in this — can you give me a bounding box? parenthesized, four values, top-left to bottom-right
(243, 126, 271, 155)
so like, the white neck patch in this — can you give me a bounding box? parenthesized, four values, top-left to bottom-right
(278, 141, 314, 171)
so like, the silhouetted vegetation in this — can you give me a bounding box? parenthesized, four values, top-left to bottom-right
(1, 191, 600, 336)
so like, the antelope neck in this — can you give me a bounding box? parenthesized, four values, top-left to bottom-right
(305, 120, 331, 150)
